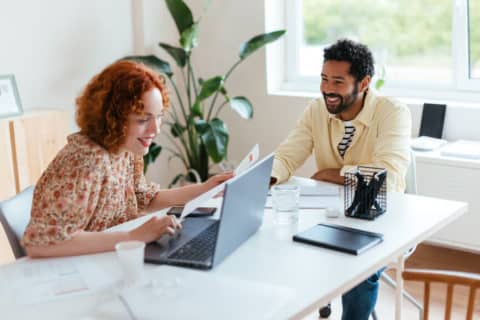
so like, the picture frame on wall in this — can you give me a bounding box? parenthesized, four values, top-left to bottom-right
(0, 74, 23, 118)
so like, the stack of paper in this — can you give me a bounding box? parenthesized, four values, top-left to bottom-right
(440, 140, 480, 159)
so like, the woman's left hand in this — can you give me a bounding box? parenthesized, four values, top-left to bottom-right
(204, 172, 234, 190)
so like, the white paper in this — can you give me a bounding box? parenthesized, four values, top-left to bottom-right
(265, 195, 341, 209)
(180, 144, 260, 221)
(10, 256, 114, 304)
(119, 267, 293, 320)
(286, 176, 340, 196)
(440, 140, 480, 159)
(234, 144, 259, 175)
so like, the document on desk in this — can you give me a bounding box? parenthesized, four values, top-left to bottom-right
(5, 256, 114, 304)
(287, 177, 341, 196)
(119, 266, 293, 320)
(180, 144, 260, 221)
(265, 195, 340, 209)
(266, 177, 341, 209)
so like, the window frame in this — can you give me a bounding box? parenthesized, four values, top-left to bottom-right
(272, 0, 480, 102)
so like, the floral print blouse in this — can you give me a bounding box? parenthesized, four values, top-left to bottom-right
(22, 133, 161, 247)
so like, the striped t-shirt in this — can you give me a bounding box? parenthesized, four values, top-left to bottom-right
(337, 121, 356, 158)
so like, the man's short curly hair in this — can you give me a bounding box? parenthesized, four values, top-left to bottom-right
(76, 60, 169, 153)
(323, 39, 375, 81)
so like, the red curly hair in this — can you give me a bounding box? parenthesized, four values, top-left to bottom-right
(76, 60, 169, 152)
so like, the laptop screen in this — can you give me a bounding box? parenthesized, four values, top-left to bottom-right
(212, 154, 274, 267)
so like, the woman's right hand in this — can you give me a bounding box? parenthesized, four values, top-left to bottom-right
(128, 215, 181, 243)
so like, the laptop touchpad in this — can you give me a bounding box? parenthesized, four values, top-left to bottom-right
(155, 218, 216, 250)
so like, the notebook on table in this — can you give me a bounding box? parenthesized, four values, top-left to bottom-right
(292, 223, 383, 255)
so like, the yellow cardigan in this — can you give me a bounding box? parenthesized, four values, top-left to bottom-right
(272, 89, 412, 192)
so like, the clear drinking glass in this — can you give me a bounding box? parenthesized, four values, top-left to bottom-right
(271, 185, 300, 224)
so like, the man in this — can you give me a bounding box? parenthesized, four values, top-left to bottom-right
(271, 39, 411, 319)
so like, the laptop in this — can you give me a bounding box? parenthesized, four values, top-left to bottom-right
(144, 153, 274, 270)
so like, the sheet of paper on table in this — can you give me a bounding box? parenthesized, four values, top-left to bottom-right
(267, 177, 342, 209)
(119, 266, 293, 320)
(3, 255, 115, 304)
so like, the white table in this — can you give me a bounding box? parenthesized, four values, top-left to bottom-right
(0, 191, 467, 320)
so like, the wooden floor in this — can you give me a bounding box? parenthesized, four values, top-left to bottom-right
(304, 243, 480, 319)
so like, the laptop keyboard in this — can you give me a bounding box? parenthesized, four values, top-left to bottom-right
(167, 221, 219, 262)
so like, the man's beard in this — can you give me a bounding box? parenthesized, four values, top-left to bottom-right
(323, 84, 359, 115)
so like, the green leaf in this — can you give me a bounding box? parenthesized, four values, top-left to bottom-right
(194, 119, 209, 134)
(159, 43, 187, 67)
(143, 142, 162, 173)
(170, 122, 185, 137)
(239, 30, 286, 60)
(191, 101, 203, 118)
(180, 23, 199, 52)
(169, 173, 186, 188)
(229, 96, 253, 119)
(122, 55, 172, 77)
(165, 0, 194, 34)
(375, 79, 385, 90)
(195, 76, 224, 102)
(194, 118, 228, 163)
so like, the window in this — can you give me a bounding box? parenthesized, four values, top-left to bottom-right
(469, 0, 480, 78)
(279, 0, 480, 101)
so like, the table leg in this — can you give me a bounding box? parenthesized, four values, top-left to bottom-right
(395, 255, 405, 320)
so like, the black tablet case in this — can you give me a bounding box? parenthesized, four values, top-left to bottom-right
(293, 223, 383, 255)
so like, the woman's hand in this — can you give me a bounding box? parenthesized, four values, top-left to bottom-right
(128, 215, 181, 243)
(203, 172, 235, 197)
(203, 172, 234, 190)
(147, 172, 235, 212)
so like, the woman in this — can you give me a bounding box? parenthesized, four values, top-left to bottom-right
(22, 61, 232, 257)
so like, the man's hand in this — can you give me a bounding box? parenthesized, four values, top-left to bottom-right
(269, 176, 278, 187)
(310, 168, 344, 185)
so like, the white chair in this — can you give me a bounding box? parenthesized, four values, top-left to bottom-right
(0, 186, 34, 259)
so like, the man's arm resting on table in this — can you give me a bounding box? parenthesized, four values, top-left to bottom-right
(310, 168, 344, 185)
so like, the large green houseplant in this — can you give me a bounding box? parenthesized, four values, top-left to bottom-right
(124, 0, 285, 186)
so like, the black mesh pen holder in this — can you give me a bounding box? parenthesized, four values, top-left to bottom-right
(344, 166, 387, 220)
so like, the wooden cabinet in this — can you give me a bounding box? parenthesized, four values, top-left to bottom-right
(0, 109, 72, 265)
(0, 120, 16, 200)
(10, 110, 72, 193)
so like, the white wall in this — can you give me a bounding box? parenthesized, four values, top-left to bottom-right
(0, 0, 135, 110)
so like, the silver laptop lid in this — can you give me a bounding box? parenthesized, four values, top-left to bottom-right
(212, 153, 274, 267)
